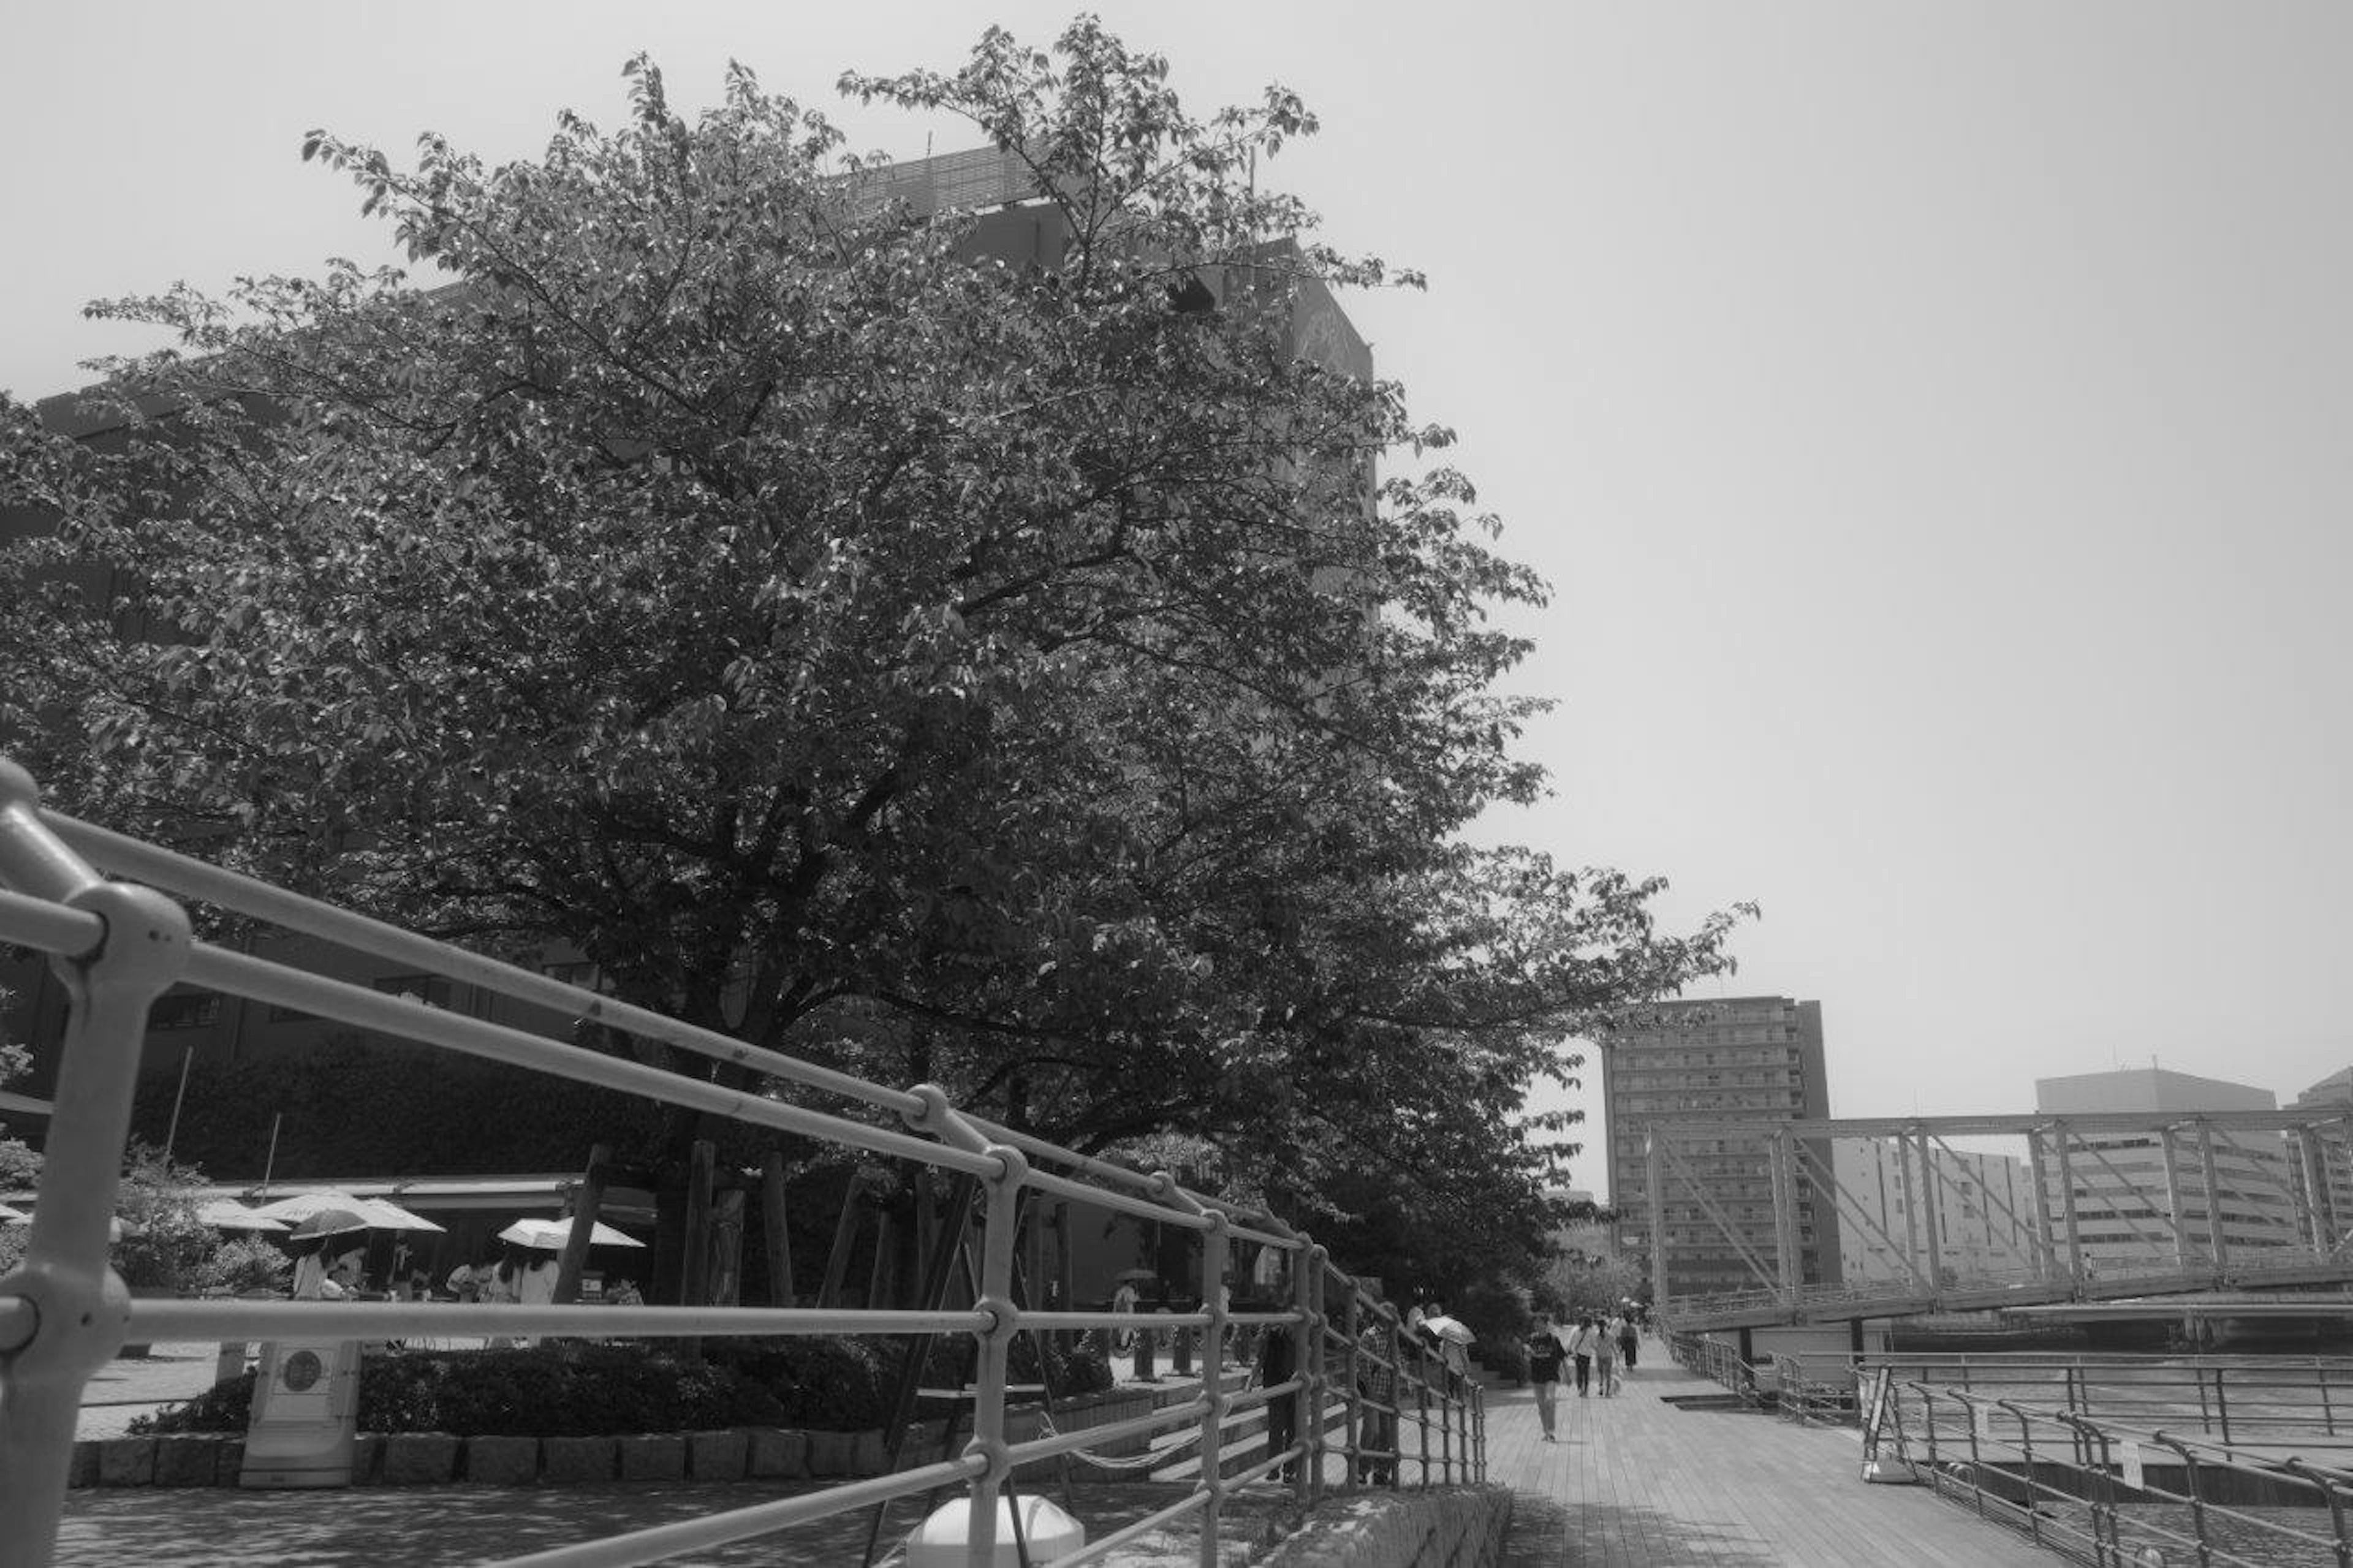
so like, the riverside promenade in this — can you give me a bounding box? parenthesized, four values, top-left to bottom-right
(1486, 1338, 2058, 1566)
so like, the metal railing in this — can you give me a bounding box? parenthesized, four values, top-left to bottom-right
(1888, 1382, 2353, 1566)
(0, 757, 1483, 1568)
(1666, 1330, 1769, 1407)
(1866, 1352, 2353, 1455)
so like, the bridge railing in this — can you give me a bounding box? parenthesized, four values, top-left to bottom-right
(1865, 1351, 2353, 1451)
(0, 757, 1483, 1568)
(1888, 1381, 2353, 1566)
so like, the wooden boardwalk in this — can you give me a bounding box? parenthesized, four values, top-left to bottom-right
(1485, 1339, 2059, 1566)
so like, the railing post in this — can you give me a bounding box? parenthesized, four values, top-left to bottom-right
(2280, 1457, 2352, 1568)
(2153, 1431, 2207, 1564)
(1382, 1308, 1402, 1490)
(1158, 1183, 1224, 1568)
(1341, 1283, 1362, 1490)
(1415, 1337, 1433, 1488)
(900, 1085, 1028, 1568)
(1301, 1244, 1327, 1503)
(0, 762, 193, 1568)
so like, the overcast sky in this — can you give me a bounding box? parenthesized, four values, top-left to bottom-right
(7, 4, 2349, 1200)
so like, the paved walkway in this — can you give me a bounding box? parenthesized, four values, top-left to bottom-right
(73, 1342, 235, 1440)
(1486, 1339, 2058, 1566)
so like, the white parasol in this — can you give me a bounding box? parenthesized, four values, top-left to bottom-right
(197, 1199, 288, 1232)
(250, 1190, 445, 1232)
(498, 1217, 644, 1251)
(1420, 1312, 1476, 1345)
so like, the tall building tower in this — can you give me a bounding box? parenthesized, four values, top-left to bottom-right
(2034, 1067, 2299, 1274)
(1603, 997, 1841, 1300)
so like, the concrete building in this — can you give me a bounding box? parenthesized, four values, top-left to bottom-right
(2034, 1067, 2302, 1274)
(1831, 1138, 2037, 1286)
(1603, 997, 1841, 1300)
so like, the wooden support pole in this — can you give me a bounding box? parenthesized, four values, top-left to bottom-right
(683, 1139, 716, 1308)
(760, 1149, 795, 1307)
(553, 1143, 613, 1305)
(819, 1169, 870, 1309)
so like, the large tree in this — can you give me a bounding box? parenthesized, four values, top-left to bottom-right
(0, 20, 1744, 1274)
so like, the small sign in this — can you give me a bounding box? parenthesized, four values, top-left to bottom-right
(2120, 1440, 2145, 1493)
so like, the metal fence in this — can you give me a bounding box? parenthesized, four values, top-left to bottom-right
(0, 756, 1483, 1568)
(1884, 1382, 2353, 1566)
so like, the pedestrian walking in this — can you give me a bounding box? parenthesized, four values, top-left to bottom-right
(1565, 1316, 1597, 1395)
(1526, 1311, 1567, 1440)
(1593, 1316, 1619, 1397)
(1616, 1309, 1640, 1371)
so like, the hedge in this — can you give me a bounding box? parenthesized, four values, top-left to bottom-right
(134, 1333, 1114, 1438)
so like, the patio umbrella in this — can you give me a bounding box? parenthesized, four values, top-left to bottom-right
(497, 1218, 643, 1251)
(251, 1190, 444, 1233)
(1113, 1267, 1161, 1285)
(0, 1210, 126, 1239)
(197, 1199, 287, 1232)
(1420, 1313, 1476, 1345)
(287, 1208, 374, 1241)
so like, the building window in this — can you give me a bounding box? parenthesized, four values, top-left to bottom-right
(148, 991, 221, 1031)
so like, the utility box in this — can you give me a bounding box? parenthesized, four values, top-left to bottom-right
(240, 1339, 363, 1488)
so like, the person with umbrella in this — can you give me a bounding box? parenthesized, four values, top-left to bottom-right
(285, 1208, 372, 1299)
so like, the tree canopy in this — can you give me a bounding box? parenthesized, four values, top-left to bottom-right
(0, 19, 1746, 1284)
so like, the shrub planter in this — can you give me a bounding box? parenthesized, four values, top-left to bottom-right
(744, 1426, 807, 1479)
(540, 1435, 617, 1483)
(618, 1434, 686, 1482)
(464, 1434, 540, 1486)
(97, 1437, 157, 1487)
(690, 1430, 747, 1482)
(65, 1443, 100, 1489)
(380, 1433, 461, 1486)
(803, 1428, 857, 1478)
(153, 1435, 235, 1488)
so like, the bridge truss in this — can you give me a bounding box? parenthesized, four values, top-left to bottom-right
(1640, 1110, 2353, 1331)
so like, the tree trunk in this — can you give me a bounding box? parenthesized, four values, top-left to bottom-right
(760, 1150, 795, 1306)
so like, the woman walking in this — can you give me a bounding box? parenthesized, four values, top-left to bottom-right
(1526, 1312, 1567, 1441)
(1593, 1315, 1619, 1397)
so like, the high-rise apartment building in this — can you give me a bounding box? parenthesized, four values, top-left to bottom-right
(2035, 1067, 2300, 1273)
(1603, 997, 1841, 1299)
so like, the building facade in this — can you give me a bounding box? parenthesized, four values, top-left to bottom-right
(2034, 1067, 2302, 1274)
(1830, 1137, 2037, 1285)
(1603, 996, 1841, 1300)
